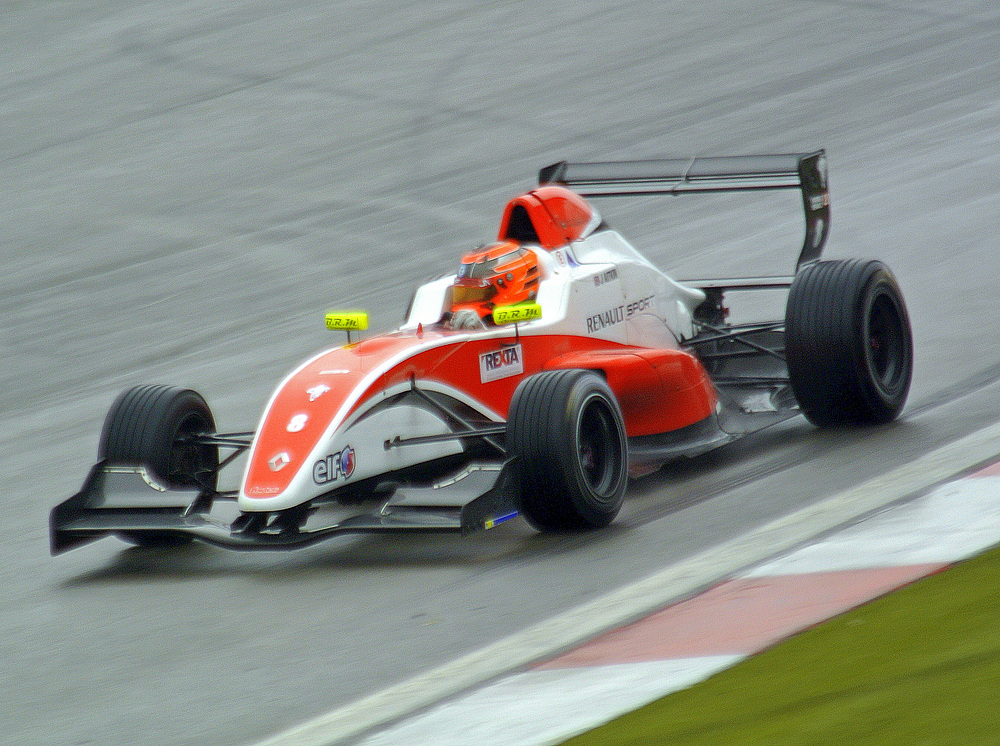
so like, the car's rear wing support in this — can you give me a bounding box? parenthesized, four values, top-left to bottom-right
(539, 151, 830, 270)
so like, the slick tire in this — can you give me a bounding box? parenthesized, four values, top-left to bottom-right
(100, 385, 219, 547)
(507, 369, 627, 531)
(785, 259, 913, 426)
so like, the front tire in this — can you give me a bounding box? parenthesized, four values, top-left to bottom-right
(100, 384, 219, 546)
(507, 369, 627, 531)
(785, 259, 913, 426)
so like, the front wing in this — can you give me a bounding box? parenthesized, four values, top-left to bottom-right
(50, 460, 520, 554)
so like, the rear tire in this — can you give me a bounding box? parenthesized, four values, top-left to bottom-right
(100, 384, 219, 546)
(785, 259, 913, 426)
(507, 369, 627, 531)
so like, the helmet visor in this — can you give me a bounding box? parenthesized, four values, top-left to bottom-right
(452, 283, 496, 305)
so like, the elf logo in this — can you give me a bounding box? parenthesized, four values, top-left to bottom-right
(312, 446, 356, 484)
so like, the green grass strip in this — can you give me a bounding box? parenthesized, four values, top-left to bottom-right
(563, 545, 1000, 745)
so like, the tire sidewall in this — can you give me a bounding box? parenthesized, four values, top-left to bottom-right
(853, 268, 912, 418)
(100, 385, 218, 489)
(558, 379, 628, 519)
(508, 369, 627, 530)
(786, 259, 913, 425)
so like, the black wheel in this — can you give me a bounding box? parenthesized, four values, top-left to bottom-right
(507, 369, 627, 531)
(100, 385, 219, 546)
(785, 259, 913, 426)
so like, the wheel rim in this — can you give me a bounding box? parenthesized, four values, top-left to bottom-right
(576, 394, 622, 498)
(865, 289, 909, 396)
(168, 412, 216, 488)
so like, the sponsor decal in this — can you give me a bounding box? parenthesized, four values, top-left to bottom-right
(247, 485, 281, 496)
(320, 369, 350, 375)
(586, 305, 624, 333)
(593, 268, 619, 287)
(479, 343, 524, 383)
(586, 295, 654, 334)
(493, 303, 541, 325)
(324, 311, 368, 330)
(313, 446, 356, 485)
(307, 383, 331, 401)
(625, 295, 654, 318)
(286, 413, 308, 432)
(551, 248, 579, 268)
(268, 452, 291, 472)
(809, 193, 829, 210)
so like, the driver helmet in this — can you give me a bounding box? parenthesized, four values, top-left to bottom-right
(451, 241, 540, 320)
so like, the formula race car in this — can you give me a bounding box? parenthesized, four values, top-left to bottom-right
(51, 151, 913, 554)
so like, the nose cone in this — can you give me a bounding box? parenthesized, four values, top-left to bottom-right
(240, 348, 367, 503)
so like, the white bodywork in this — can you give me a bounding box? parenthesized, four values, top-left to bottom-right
(237, 226, 706, 513)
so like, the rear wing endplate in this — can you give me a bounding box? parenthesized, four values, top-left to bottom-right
(539, 151, 830, 269)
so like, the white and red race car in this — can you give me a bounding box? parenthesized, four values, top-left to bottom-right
(51, 151, 913, 554)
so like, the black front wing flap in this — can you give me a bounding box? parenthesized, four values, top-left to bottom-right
(50, 460, 520, 555)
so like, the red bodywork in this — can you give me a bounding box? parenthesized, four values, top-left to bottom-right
(243, 330, 715, 499)
(498, 186, 595, 248)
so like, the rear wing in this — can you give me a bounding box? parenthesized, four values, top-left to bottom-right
(539, 151, 830, 270)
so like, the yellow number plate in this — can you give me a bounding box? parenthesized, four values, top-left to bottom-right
(493, 303, 542, 325)
(324, 311, 369, 331)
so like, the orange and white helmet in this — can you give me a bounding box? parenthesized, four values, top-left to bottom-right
(451, 241, 540, 319)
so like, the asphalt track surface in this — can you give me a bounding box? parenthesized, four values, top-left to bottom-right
(3, 2, 1000, 744)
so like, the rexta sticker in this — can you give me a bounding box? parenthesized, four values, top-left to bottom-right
(480, 344, 524, 383)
